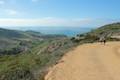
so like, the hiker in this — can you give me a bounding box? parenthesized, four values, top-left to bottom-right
(103, 38, 106, 45)
(99, 37, 106, 45)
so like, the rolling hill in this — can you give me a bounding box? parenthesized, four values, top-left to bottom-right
(0, 22, 120, 80)
(0, 27, 75, 80)
(72, 22, 120, 43)
(45, 23, 120, 80)
(0, 28, 67, 55)
(0, 28, 28, 38)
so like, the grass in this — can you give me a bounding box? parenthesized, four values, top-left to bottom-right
(72, 22, 120, 44)
(0, 38, 75, 80)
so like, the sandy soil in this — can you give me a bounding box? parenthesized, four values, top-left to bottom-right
(45, 42, 120, 80)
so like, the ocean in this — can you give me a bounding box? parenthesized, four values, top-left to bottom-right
(10, 27, 93, 37)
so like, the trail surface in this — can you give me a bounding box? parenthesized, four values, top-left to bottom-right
(45, 42, 120, 80)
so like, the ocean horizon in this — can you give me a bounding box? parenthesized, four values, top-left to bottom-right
(9, 27, 93, 37)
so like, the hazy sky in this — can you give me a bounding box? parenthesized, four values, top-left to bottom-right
(0, 0, 120, 27)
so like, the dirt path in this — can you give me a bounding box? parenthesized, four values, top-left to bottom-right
(45, 42, 120, 80)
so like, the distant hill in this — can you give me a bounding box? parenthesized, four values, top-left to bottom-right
(0, 28, 28, 38)
(72, 22, 120, 43)
(90, 22, 120, 37)
(0, 27, 75, 80)
(0, 28, 67, 55)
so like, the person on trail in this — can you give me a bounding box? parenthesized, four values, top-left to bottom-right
(99, 36, 106, 45)
(103, 38, 106, 45)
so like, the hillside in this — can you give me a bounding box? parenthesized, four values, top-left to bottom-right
(90, 22, 120, 37)
(0, 27, 75, 80)
(0, 28, 66, 39)
(0, 28, 28, 38)
(45, 23, 120, 80)
(0, 28, 67, 55)
(72, 22, 120, 43)
(1, 22, 120, 80)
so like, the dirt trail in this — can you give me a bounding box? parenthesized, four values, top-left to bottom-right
(45, 42, 120, 80)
